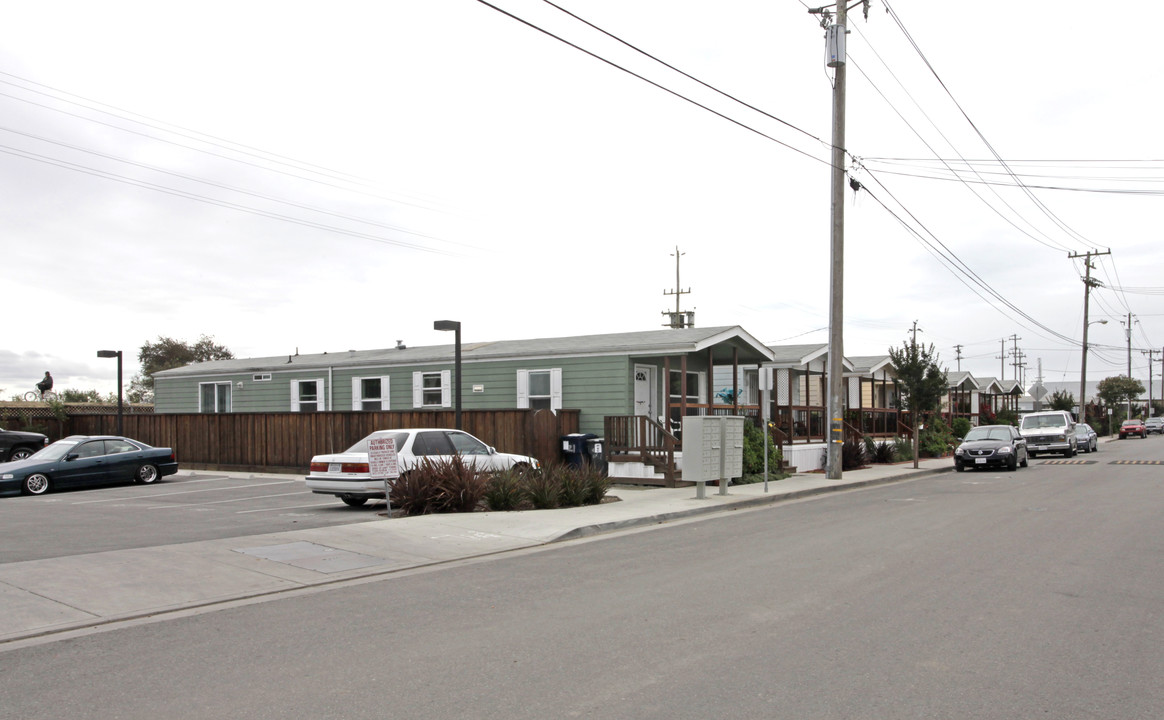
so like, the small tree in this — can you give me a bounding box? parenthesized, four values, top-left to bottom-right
(889, 339, 948, 469)
(1096, 376, 1145, 414)
(131, 335, 234, 402)
(1048, 389, 1075, 413)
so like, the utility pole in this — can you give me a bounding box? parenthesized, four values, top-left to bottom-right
(996, 338, 1008, 380)
(1011, 346, 1025, 387)
(1121, 313, 1138, 417)
(1033, 359, 1044, 411)
(807, 1, 850, 480)
(953, 344, 963, 372)
(1142, 348, 1160, 416)
(910, 320, 922, 347)
(661, 246, 693, 328)
(1069, 250, 1108, 421)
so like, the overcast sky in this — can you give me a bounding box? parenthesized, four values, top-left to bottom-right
(3, 0, 1162, 400)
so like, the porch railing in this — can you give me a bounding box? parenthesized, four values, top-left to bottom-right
(604, 415, 680, 487)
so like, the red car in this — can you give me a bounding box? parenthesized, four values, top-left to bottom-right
(1119, 419, 1147, 439)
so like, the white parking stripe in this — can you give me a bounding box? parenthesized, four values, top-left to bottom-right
(235, 501, 364, 514)
(145, 490, 312, 509)
(70, 480, 298, 504)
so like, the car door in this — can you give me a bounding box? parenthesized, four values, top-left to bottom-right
(52, 439, 111, 488)
(445, 431, 499, 470)
(410, 431, 457, 468)
(1011, 427, 1027, 461)
(102, 439, 142, 481)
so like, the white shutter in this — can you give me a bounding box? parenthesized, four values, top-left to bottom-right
(441, 369, 452, 407)
(516, 369, 530, 409)
(550, 368, 563, 411)
(380, 376, 391, 411)
(352, 377, 361, 411)
(412, 372, 423, 408)
(290, 380, 300, 412)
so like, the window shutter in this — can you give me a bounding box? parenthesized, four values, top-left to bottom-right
(352, 377, 361, 411)
(380, 376, 391, 411)
(290, 380, 300, 412)
(412, 372, 423, 408)
(550, 368, 563, 411)
(441, 369, 452, 407)
(516, 369, 529, 409)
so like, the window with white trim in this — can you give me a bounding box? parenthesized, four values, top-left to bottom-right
(668, 370, 703, 404)
(291, 378, 325, 412)
(252, 373, 271, 382)
(352, 376, 390, 411)
(199, 382, 231, 413)
(412, 370, 451, 408)
(516, 368, 562, 411)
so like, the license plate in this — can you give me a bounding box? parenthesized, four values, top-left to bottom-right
(975, 458, 986, 464)
(329, 463, 341, 473)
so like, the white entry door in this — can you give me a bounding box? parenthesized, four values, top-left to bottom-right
(633, 365, 655, 417)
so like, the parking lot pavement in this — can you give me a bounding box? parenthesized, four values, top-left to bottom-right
(0, 471, 389, 564)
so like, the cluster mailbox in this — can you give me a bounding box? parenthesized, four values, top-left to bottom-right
(681, 416, 745, 497)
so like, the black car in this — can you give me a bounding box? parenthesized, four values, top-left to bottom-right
(0, 435, 178, 496)
(0, 428, 49, 462)
(954, 425, 1029, 472)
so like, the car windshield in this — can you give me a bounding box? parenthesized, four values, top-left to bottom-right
(1020, 415, 1068, 430)
(29, 440, 79, 461)
(1121, 420, 1140, 427)
(964, 428, 1011, 442)
(346, 431, 410, 454)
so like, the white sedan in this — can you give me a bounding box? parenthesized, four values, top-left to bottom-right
(305, 428, 540, 506)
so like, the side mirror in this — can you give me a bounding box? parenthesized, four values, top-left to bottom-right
(488, 446, 497, 455)
(65, 453, 78, 462)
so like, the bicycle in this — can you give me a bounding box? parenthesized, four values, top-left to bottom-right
(23, 389, 59, 402)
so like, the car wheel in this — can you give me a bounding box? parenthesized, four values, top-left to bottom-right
(1007, 455, 1017, 471)
(8, 447, 34, 462)
(1092, 439, 1098, 452)
(341, 495, 368, 507)
(954, 462, 964, 472)
(136, 464, 160, 484)
(1020, 452, 1029, 468)
(23, 473, 50, 495)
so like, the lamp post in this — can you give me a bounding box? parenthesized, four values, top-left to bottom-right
(433, 320, 462, 430)
(97, 350, 123, 436)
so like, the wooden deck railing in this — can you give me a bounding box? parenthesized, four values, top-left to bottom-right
(604, 415, 680, 487)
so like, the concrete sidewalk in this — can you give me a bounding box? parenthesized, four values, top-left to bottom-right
(0, 458, 953, 646)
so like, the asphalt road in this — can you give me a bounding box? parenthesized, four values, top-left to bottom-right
(0, 471, 386, 563)
(2, 434, 1162, 719)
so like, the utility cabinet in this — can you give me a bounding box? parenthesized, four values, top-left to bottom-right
(682, 416, 745, 484)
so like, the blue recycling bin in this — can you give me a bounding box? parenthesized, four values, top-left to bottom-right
(561, 433, 597, 468)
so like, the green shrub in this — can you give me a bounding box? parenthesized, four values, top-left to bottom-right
(431, 455, 490, 513)
(951, 417, 972, 439)
(894, 435, 914, 461)
(557, 464, 591, 507)
(522, 468, 561, 510)
(485, 469, 526, 511)
(918, 416, 957, 457)
(743, 421, 783, 475)
(866, 439, 897, 464)
(580, 464, 611, 505)
(391, 468, 441, 516)
(995, 408, 1018, 427)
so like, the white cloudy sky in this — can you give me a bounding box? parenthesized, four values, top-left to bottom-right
(2, 0, 1162, 399)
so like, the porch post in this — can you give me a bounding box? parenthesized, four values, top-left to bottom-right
(664, 355, 671, 428)
(680, 355, 688, 420)
(732, 346, 739, 414)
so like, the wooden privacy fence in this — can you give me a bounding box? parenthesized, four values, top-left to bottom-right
(59, 409, 580, 471)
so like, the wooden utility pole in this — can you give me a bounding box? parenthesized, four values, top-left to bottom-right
(661, 246, 693, 328)
(1069, 249, 1109, 421)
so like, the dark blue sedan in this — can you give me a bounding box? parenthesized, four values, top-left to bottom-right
(0, 435, 178, 496)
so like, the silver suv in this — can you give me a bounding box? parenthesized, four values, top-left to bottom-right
(1145, 417, 1164, 435)
(1019, 410, 1077, 458)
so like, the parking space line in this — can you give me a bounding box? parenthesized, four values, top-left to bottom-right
(145, 491, 313, 509)
(70, 480, 298, 504)
(235, 502, 363, 514)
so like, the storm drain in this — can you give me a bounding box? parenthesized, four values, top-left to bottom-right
(1108, 460, 1164, 466)
(234, 541, 388, 573)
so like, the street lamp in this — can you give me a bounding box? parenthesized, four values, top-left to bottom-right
(97, 350, 123, 436)
(1079, 318, 1107, 423)
(433, 320, 462, 430)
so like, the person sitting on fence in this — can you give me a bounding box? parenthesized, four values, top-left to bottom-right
(36, 371, 53, 397)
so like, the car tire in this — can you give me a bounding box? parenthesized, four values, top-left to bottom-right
(1092, 439, 1098, 452)
(341, 495, 368, 507)
(23, 473, 50, 495)
(1007, 455, 1017, 471)
(8, 447, 34, 462)
(954, 462, 964, 472)
(1020, 452, 1029, 468)
(136, 464, 160, 484)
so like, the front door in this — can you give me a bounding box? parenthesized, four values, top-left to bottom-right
(633, 365, 655, 418)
